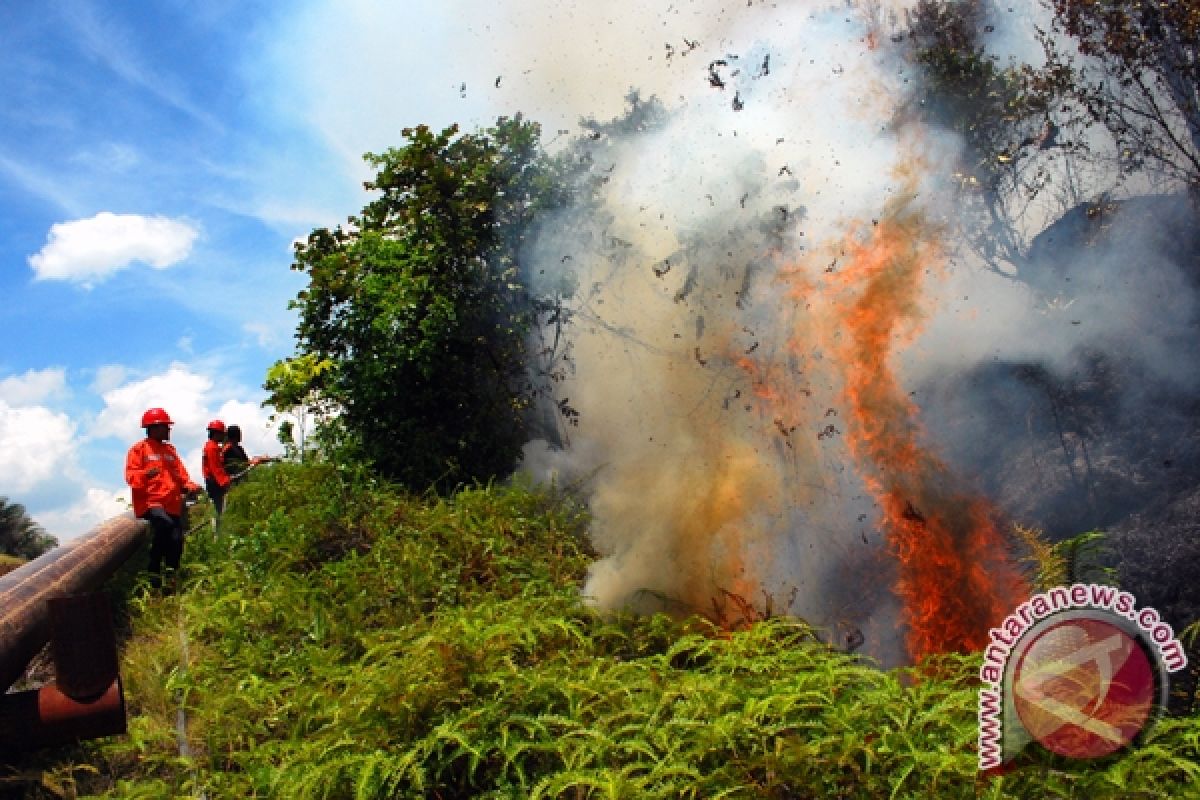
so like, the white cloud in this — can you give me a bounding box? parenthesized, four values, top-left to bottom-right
(88, 362, 283, 480)
(33, 486, 131, 542)
(89, 365, 129, 394)
(212, 399, 282, 460)
(28, 211, 199, 285)
(242, 321, 280, 348)
(0, 368, 69, 406)
(90, 363, 213, 445)
(0, 401, 77, 495)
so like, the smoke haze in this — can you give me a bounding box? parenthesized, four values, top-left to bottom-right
(509, 0, 1200, 665)
(514, 3, 943, 665)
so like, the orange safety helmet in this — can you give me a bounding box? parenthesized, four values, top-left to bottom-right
(141, 407, 174, 427)
(206, 419, 226, 433)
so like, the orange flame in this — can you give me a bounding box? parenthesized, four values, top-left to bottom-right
(825, 200, 1027, 659)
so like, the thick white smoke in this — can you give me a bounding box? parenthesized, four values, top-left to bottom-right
(508, 0, 1200, 665)
(512, 2, 953, 666)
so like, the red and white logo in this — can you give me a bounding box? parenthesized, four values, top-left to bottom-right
(1012, 616, 1157, 759)
(977, 584, 1187, 771)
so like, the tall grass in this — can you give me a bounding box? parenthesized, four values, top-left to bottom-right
(6, 462, 1198, 798)
(0, 553, 24, 577)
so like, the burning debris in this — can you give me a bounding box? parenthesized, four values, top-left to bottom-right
(515, 2, 1198, 669)
(817, 424, 839, 441)
(707, 59, 728, 89)
(817, 200, 1027, 656)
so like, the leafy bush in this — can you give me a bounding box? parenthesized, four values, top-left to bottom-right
(6, 462, 1197, 799)
(271, 116, 571, 490)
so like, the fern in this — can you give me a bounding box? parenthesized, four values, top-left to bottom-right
(12, 463, 1198, 800)
(1015, 524, 1117, 588)
(1014, 523, 1067, 589)
(1057, 529, 1117, 585)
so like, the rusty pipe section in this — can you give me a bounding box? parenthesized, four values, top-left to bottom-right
(0, 679, 126, 749)
(0, 514, 147, 694)
(0, 593, 129, 750)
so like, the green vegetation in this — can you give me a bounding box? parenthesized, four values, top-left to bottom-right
(0, 498, 57, 560)
(1014, 526, 1117, 590)
(3, 462, 1193, 799)
(268, 117, 571, 490)
(0, 553, 24, 578)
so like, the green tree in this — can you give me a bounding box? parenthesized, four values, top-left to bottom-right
(263, 353, 337, 461)
(273, 116, 569, 489)
(0, 498, 57, 560)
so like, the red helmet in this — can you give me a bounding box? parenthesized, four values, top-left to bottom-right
(141, 408, 173, 427)
(206, 419, 226, 433)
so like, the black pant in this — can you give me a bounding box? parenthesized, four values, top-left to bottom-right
(143, 506, 184, 583)
(206, 478, 227, 516)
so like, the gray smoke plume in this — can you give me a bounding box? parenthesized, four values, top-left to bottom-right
(513, 3, 954, 666)
(510, 0, 1200, 667)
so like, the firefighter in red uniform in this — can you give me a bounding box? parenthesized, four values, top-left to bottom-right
(125, 407, 201, 587)
(201, 419, 232, 517)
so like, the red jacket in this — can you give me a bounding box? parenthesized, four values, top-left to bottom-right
(202, 439, 231, 488)
(126, 438, 197, 517)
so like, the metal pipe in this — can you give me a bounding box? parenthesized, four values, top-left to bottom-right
(0, 679, 126, 751)
(0, 514, 147, 694)
(49, 593, 121, 700)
